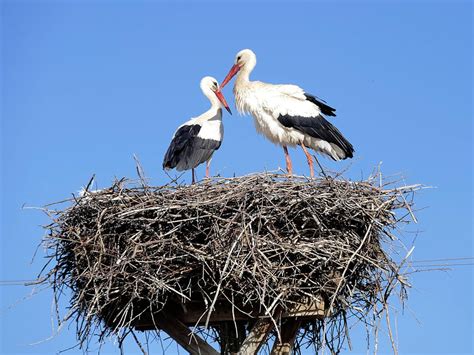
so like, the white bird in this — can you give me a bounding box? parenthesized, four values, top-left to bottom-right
(163, 76, 231, 183)
(220, 49, 354, 177)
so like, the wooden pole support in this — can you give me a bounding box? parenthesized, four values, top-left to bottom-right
(155, 314, 219, 355)
(238, 318, 274, 355)
(271, 319, 302, 355)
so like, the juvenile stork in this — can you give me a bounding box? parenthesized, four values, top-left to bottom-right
(220, 49, 354, 177)
(163, 76, 231, 183)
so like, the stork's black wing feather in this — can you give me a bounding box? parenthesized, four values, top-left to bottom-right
(304, 93, 336, 117)
(163, 124, 221, 171)
(278, 114, 354, 159)
(163, 125, 201, 169)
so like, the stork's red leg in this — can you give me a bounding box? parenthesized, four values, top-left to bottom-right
(205, 160, 211, 179)
(283, 146, 293, 176)
(192, 168, 196, 184)
(300, 144, 314, 178)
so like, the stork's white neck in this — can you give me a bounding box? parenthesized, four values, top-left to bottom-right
(236, 56, 256, 85)
(195, 87, 221, 122)
(202, 87, 222, 111)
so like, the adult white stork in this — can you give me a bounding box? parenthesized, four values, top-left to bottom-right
(220, 49, 354, 177)
(163, 76, 231, 183)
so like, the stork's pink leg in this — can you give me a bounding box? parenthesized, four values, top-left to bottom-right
(191, 168, 196, 184)
(283, 145, 293, 176)
(300, 144, 314, 178)
(205, 160, 211, 179)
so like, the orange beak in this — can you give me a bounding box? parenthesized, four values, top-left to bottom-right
(220, 63, 241, 89)
(215, 89, 232, 115)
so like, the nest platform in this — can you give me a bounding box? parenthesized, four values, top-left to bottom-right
(41, 173, 419, 354)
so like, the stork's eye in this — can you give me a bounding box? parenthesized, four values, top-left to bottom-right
(237, 56, 241, 61)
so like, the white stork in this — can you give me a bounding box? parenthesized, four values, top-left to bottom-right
(220, 49, 354, 177)
(163, 76, 231, 183)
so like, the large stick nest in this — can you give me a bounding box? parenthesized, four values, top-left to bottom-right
(41, 172, 419, 353)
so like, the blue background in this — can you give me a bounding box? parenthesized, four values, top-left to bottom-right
(1, 0, 472, 354)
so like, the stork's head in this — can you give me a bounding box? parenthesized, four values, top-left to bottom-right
(200, 76, 232, 114)
(221, 49, 257, 89)
(234, 49, 257, 68)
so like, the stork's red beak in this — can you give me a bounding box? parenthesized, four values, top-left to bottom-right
(215, 89, 232, 115)
(220, 63, 241, 89)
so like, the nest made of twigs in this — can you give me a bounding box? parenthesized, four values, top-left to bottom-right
(41, 172, 419, 353)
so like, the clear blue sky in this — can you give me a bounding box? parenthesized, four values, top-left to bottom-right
(1, 0, 472, 354)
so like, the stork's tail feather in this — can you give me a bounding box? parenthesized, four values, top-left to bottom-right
(330, 141, 354, 161)
(162, 159, 174, 170)
(327, 126, 354, 160)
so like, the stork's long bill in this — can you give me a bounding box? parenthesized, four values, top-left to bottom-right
(215, 89, 232, 114)
(220, 63, 241, 89)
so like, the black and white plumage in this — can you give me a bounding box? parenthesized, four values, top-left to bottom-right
(220, 49, 354, 177)
(163, 124, 222, 171)
(163, 76, 231, 183)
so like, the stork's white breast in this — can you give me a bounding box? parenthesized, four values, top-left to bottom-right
(197, 118, 223, 142)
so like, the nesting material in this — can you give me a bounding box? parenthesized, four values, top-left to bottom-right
(41, 173, 419, 352)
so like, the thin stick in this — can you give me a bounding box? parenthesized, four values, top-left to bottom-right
(312, 154, 328, 178)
